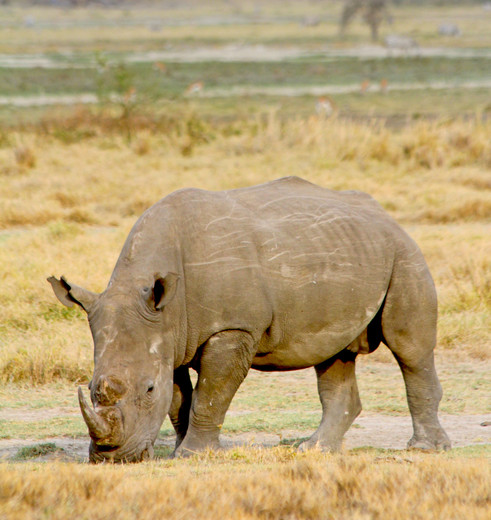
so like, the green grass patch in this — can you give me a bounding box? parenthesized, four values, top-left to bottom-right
(350, 444, 491, 458)
(153, 445, 174, 459)
(279, 436, 310, 447)
(0, 417, 86, 440)
(447, 444, 491, 458)
(12, 442, 63, 461)
(222, 412, 321, 434)
(0, 384, 80, 410)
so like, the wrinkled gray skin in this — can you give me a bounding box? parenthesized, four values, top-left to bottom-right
(48, 177, 451, 462)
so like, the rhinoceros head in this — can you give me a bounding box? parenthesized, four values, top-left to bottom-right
(48, 273, 179, 463)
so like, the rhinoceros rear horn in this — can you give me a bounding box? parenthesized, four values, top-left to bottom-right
(153, 272, 179, 311)
(47, 276, 98, 313)
(78, 387, 111, 440)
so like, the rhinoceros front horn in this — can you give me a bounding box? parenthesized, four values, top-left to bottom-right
(78, 387, 111, 440)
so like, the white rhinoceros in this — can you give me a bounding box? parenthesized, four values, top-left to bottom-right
(49, 177, 450, 462)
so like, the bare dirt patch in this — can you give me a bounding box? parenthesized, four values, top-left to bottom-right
(0, 413, 488, 463)
(221, 413, 491, 450)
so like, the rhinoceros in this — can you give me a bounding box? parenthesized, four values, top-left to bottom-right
(48, 177, 450, 462)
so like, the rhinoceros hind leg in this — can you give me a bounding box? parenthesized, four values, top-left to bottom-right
(174, 330, 255, 458)
(381, 263, 451, 451)
(299, 349, 361, 452)
(394, 350, 451, 451)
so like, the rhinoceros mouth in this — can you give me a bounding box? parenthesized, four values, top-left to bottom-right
(89, 440, 154, 464)
(95, 444, 119, 453)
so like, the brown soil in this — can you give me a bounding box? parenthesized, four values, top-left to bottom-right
(0, 412, 489, 463)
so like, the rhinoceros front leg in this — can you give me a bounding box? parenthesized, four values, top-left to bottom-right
(174, 330, 255, 457)
(299, 349, 361, 452)
(168, 366, 193, 451)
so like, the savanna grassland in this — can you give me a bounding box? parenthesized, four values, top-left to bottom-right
(0, 1, 490, 519)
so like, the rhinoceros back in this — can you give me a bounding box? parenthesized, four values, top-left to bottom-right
(119, 177, 421, 368)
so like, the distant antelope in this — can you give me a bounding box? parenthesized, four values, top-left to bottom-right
(123, 87, 137, 104)
(315, 96, 337, 117)
(360, 79, 371, 94)
(153, 62, 167, 73)
(380, 78, 388, 93)
(184, 81, 204, 96)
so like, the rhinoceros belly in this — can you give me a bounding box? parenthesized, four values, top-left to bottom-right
(250, 274, 388, 370)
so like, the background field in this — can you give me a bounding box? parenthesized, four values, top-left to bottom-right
(0, 1, 490, 518)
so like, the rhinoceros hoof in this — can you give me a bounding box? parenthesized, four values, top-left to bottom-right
(172, 446, 201, 458)
(407, 435, 451, 451)
(297, 438, 340, 453)
(173, 440, 220, 458)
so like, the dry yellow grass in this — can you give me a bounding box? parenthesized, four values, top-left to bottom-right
(0, 449, 489, 520)
(0, 8, 488, 517)
(0, 114, 490, 383)
(1, 115, 490, 228)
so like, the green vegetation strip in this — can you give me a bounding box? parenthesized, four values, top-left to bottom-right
(0, 56, 490, 98)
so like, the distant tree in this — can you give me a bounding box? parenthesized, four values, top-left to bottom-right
(340, 0, 363, 34)
(340, 0, 390, 42)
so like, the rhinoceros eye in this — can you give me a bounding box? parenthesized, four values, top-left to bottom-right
(147, 383, 154, 393)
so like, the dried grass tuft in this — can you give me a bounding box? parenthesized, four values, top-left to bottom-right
(0, 452, 489, 519)
(0, 340, 91, 385)
(14, 146, 36, 169)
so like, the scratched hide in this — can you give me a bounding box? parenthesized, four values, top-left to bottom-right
(141, 176, 395, 366)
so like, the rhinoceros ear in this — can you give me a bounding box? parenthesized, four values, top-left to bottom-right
(153, 272, 179, 311)
(47, 276, 98, 313)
